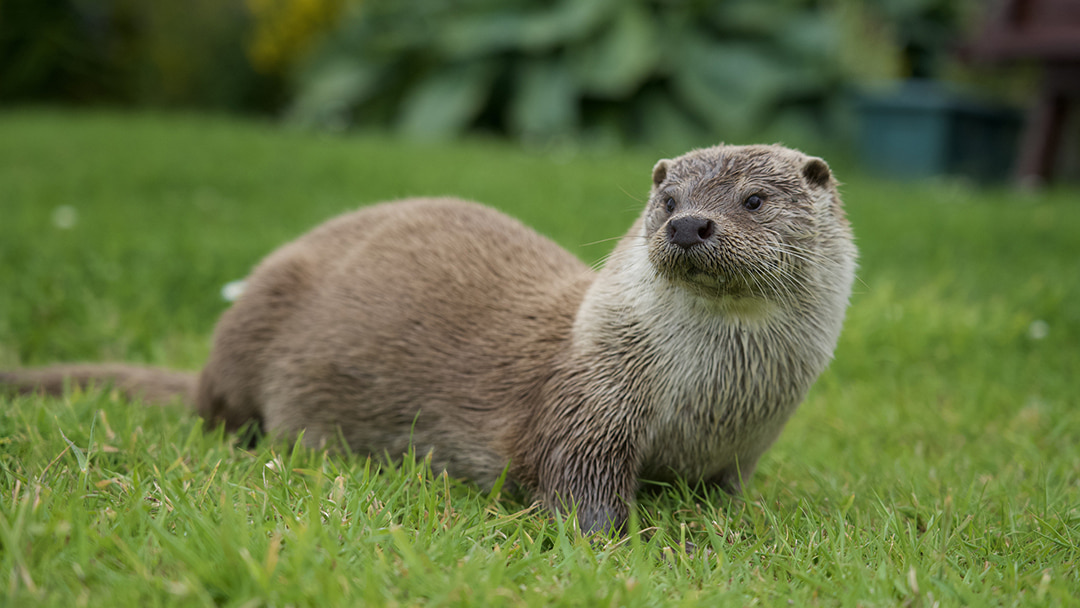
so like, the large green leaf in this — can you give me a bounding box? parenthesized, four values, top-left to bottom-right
(776, 11, 841, 67)
(439, 0, 616, 58)
(671, 36, 791, 137)
(397, 63, 496, 140)
(287, 60, 383, 129)
(708, 0, 800, 37)
(636, 90, 714, 153)
(517, 0, 616, 49)
(438, 12, 531, 59)
(359, 0, 456, 56)
(571, 3, 658, 98)
(508, 58, 579, 139)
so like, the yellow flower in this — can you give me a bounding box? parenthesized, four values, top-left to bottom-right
(246, 0, 355, 74)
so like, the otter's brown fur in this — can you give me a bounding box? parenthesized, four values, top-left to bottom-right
(2, 144, 856, 533)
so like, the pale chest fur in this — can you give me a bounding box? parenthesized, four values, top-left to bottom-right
(574, 244, 836, 482)
(637, 301, 818, 480)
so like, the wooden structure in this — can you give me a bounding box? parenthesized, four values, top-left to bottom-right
(970, 0, 1080, 184)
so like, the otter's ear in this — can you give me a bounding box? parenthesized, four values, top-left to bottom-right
(802, 157, 832, 189)
(652, 159, 671, 188)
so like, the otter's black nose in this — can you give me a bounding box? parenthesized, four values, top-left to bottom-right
(667, 216, 715, 249)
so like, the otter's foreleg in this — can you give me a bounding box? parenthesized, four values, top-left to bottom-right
(535, 422, 642, 535)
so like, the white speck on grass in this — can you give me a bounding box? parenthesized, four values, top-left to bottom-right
(1027, 320, 1049, 340)
(221, 280, 247, 302)
(52, 205, 78, 229)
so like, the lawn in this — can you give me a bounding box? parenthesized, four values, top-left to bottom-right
(1, 110, 1078, 606)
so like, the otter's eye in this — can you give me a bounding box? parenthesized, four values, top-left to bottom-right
(664, 196, 676, 213)
(743, 194, 763, 211)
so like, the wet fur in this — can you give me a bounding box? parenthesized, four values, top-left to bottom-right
(2, 144, 856, 533)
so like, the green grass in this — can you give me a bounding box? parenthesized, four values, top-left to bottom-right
(1, 109, 1078, 606)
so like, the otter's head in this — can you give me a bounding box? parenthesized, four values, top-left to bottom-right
(644, 144, 854, 307)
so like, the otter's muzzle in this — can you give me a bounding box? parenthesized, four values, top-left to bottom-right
(667, 216, 715, 249)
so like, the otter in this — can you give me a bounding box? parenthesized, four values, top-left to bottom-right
(2, 144, 857, 533)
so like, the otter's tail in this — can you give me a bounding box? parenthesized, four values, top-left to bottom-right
(0, 364, 197, 406)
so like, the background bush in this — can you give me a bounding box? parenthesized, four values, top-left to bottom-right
(289, 0, 853, 148)
(1, 0, 1021, 151)
(287, 0, 1004, 148)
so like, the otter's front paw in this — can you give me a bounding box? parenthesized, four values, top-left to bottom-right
(574, 502, 628, 536)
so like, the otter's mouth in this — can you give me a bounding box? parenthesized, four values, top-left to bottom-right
(684, 267, 727, 289)
(651, 247, 747, 298)
(669, 264, 776, 304)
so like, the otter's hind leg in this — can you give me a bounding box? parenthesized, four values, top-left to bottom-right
(193, 249, 319, 438)
(195, 365, 264, 441)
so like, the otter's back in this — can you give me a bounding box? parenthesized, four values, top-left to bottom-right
(198, 198, 593, 483)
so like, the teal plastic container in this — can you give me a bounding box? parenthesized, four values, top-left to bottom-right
(857, 80, 1022, 181)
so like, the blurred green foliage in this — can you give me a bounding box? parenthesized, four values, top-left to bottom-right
(289, 0, 852, 147)
(0, 0, 1006, 148)
(0, 0, 275, 110)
